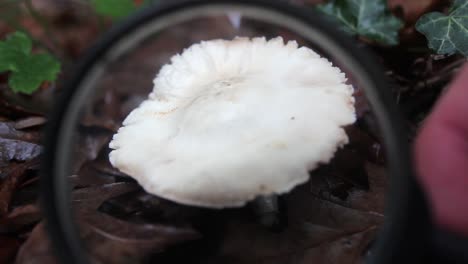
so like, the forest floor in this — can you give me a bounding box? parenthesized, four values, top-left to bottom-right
(0, 0, 465, 263)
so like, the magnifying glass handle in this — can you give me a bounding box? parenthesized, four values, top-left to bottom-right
(426, 227, 468, 263)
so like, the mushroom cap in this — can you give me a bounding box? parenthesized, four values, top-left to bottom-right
(109, 37, 356, 208)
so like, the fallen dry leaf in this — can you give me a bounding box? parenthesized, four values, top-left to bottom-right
(1, 1, 460, 263)
(72, 182, 140, 212)
(0, 204, 41, 234)
(72, 125, 113, 173)
(80, 212, 201, 263)
(0, 138, 42, 167)
(0, 159, 40, 216)
(14, 223, 59, 264)
(0, 236, 21, 264)
(14, 117, 47, 130)
(0, 122, 40, 143)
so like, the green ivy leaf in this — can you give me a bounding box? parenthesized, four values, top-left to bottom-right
(416, 0, 468, 56)
(0, 32, 60, 94)
(317, 0, 404, 45)
(90, 0, 137, 19)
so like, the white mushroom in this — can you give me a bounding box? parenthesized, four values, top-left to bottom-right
(109, 37, 356, 208)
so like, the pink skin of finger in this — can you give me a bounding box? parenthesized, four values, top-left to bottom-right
(414, 64, 468, 236)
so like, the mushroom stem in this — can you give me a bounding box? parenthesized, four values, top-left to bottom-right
(250, 195, 286, 232)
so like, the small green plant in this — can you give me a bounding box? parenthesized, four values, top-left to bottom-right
(318, 0, 468, 57)
(90, 0, 138, 20)
(416, 0, 468, 57)
(317, 0, 404, 45)
(1, 0, 466, 96)
(0, 0, 149, 95)
(0, 32, 60, 94)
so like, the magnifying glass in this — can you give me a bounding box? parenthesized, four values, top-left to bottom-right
(40, 0, 436, 263)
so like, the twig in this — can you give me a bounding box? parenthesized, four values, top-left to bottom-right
(414, 57, 465, 90)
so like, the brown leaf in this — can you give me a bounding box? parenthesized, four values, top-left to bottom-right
(70, 161, 119, 189)
(80, 212, 201, 263)
(0, 138, 42, 167)
(80, 89, 120, 132)
(209, 226, 376, 264)
(156, 181, 383, 263)
(0, 204, 41, 234)
(0, 122, 40, 143)
(0, 236, 21, 264)
(16, 213, 201, 264)
(0, 123, 23, 140)
(287, 184, 384, 234)
(0, 86, 47, 119)
(299, 226, 377, 264)
(346, 126, 385, 164)
(310, 161, 387, 214)
(8, 177, 40, 209)
(98, 190, 207, 227)
(0, 159, 40, 216)
(15, 222, 59, 264)
(14, 117, 47, 130)
(72, 126, 113, 174)
(88, 146, 130, 180)
(346, 163, 388, 214)
(72, 182, 140, 211)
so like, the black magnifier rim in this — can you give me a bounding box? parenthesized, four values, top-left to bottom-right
(41, 0, 430, 263)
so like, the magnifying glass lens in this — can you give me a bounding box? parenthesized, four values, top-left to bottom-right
(43, 2, 420, 264)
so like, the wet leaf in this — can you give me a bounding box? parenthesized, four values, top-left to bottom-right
(15, 223, 59, 264)
(85, 142, 130, 180)
(97, 190, 144, 218)
(72, 125, 113, 173)
(345, 126, 385, 165)
(71, 161, 119, 189)
(416, 0, 468, 56)
(298, 226, 377, 264)
(0, 122, 23, 140)
(0, 204, 41, 233)
(0, 159, 40, 215)
(98, 190, 207, 226)
(9, 178, 40, 209)
(153, 181, 383, 263)
(346, 163, 387, 214)
(81, 212, 201, 262)
(80, 89, 121, 132)
(0, 236, 21, 264)
(14, 116, 47, 130)
(72, 182, 140, 211)
(310, 162, 387, 215)
(0, 87, 48, 119)
(0, 121, 40, 143)
(15, 181, 200, 263)
(0, 138, 41, 165)
(317, 0, 404, 45)
(19, 209, 201, 264)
